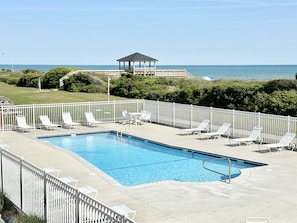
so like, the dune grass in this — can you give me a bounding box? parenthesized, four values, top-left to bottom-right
(0, 82, 126, 105)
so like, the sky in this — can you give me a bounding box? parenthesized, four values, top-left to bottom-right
(0, 0, 297, 65)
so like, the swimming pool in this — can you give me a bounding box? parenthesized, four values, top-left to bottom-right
(40, 132, 265, 186)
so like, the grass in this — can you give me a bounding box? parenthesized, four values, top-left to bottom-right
(0, 82, 126, 105)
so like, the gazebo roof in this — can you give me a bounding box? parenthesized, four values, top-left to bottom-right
(117, 52, 158, 62)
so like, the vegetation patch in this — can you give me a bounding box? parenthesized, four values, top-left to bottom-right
(1, 68, 297, 116)
(0, 191, 44, 223)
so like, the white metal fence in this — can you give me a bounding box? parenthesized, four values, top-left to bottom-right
(1, 99, 297, 144)
(0, 100, 143, 131)
(0, 148, 135, 223)
(142, 100, 297, 144)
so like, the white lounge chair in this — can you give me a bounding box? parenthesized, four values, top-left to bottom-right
(139, 111, 151, 123)
(84, 112, 103, 127)
(179, 119, 210, 135)
(121, 110, 132, 124)
(203, 123, 231, 139)
(16, 116, 34, 132)
(229, 127, 262, 145)
(39, 115, 60, 130)
(260, 132, 296, 152)
(133, 111, 152, 125)
(246, 217, 271, 223)
(62, 112, 80, 128)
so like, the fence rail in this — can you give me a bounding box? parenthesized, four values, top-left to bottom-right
(0, 148, 135, 223)
(1, 99, 297, 144)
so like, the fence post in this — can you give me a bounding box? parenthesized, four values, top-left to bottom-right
(190, 104, 193, 128)
(136, 99, 139, 112)
(288, 116, 291, 133)
(257, 112, 261, 128)
(0, 149, 3, 193)
(232, 109, 235, 137)
(75, 190, 79, 223)
(113, 101, 116, 122)
(43, 170, 47, 222)
(0, 105, 3, 131)
(61, 102, 64, 113)
(157, 101, 160, 123)
(172, 102, 175, 127)
(142, 99, 145, 111)
(32, 104, 36, 128)
(210, 107, 213, 132)
(20, 158, 23, 211)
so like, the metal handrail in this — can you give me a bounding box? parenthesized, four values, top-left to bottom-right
(117, 121, 131, 136)
(0, 148, 136, 223)
(202, 157, 232, 184)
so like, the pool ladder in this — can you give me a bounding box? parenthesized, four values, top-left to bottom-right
(202, 157, 232, 184)
(117, 122, 130, 136)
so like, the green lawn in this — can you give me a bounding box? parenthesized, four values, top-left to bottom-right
(0, 82, 126, 105)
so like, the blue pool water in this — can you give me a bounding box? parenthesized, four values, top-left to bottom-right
(40, 132, 265, 186)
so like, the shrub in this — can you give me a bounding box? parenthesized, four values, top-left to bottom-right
(16, 74, 41, 87)
(0, 192, 4, 212)
(21, 69, 41, 74)
(4, 76, 20, 85)
(0, 192, 19, 223)
(16, 214, 44, 223)
(63, 73, 106, 93)
(254, 90, 297, 116)
(263, 79, 297, 93)
(43, 67, 74, 89)
(0, 192, 14, 212)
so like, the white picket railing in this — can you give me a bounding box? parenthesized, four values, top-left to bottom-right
(142, 100, 297, 144)
(1, 99, 297, 144)
(0, 148, 135, 223)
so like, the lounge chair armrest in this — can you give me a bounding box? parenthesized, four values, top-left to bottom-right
(257, 137, 263, 145)
(289, 143, 295, 151)
(255, 138, 263, 150)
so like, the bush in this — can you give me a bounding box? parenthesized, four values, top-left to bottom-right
(63, 73, 107, 93)
(0, 192, 19, 223)
(110, 75, 297, 116)
(263, 79, 297, 93)
(0, 192, 14, 213)
(254, 91, 297, 116)
(0, 192, 4, 212)
(16, 74, 41, 87)
(21, 69, 41, 74)
(16, 214, 44, 223)
(3, 76, 20, 85)
(42, 67, 74, 89)
(110, 74, 174, 99)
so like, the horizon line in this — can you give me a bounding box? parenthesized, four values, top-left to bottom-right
(1, 63, 297, 66)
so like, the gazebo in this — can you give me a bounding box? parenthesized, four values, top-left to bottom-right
(117, 52, 158, 76)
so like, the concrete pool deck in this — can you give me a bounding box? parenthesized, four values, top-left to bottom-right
(2, 123, 297, 223)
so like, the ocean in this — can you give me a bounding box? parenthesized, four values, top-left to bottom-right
(1, 64, 297, 80)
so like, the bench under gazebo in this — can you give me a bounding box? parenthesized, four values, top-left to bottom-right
(117, 52, 158, 76)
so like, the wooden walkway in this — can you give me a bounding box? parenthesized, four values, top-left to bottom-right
(59, 69, 193, 88)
